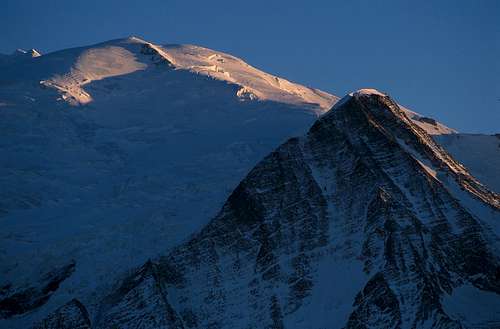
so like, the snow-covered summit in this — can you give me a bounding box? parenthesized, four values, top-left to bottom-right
(350, 88, 387, 97)
(0, 37, 456, 135)
(335, 88, 456, 135)
(10, 37, 336, 110)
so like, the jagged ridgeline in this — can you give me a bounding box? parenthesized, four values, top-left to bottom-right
(37, 90, 500, 329)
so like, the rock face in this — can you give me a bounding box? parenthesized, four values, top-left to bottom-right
(33, 299, 91, 329)
(0, 261, 75, 319)
(78, 90, 499, 328)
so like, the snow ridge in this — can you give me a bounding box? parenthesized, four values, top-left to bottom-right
(35, 37, 337, 110)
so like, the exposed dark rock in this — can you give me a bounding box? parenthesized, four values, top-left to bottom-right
(418, 116, 437, 126)
(45, 91, 500, 328)
(33, 299, 90, 329)
(94, 260, 185, 329)
(140, 43, 173, 66)
(346, 273, 401, 329)
(0, 261, 75, 319)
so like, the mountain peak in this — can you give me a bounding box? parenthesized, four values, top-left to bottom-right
(23, 37, 336, 109)
(331, 88, 388, 113)
(350, 88, 387, 97)
(28, 48, 41, 57)
(318, 90, 499, 210)
(76, 89, 500, 329)
(126, 35, 148, 43)
(13, 48, 41, 57)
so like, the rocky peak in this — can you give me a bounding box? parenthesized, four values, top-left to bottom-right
(316, 89, 499, 209)
(75, 90, 499, 328)
(13, 48, 41, 58)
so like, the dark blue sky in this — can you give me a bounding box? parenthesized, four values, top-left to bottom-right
(1, 0, 499, 133)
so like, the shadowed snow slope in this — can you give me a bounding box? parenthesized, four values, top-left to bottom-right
(1, 37, 336, 108)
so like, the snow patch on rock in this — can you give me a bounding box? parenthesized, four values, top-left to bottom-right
(350, 88, 387, 97)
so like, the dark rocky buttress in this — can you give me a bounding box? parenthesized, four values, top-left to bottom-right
(40, 90, 500, 329)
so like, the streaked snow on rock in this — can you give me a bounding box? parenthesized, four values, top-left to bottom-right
(0, 37, 498, 329)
